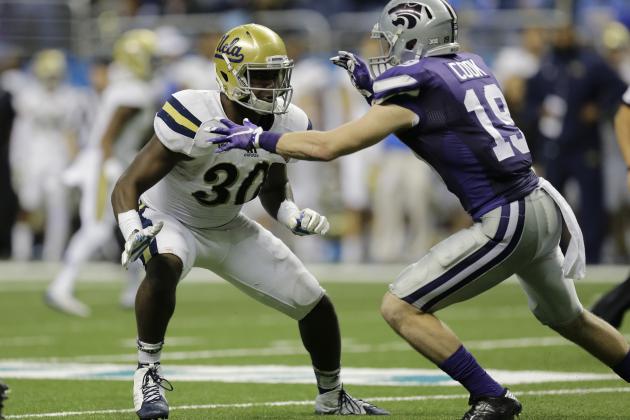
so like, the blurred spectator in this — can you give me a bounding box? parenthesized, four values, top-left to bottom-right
(369, 134, 436, 263)
(9, 49, 81, 261)
(524, 25, 626, 263)
(599, 21, 630, 262)
(0, 84, 16, 258)
(155, 30, 221, 92)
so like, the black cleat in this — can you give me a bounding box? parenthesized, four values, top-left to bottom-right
(0, 380, 9, 420)
(462, 389, 522, 420)
(591, 276, 630, 329)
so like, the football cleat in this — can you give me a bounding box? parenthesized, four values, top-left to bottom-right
(315, 386, 389, 415)
(44, 290, 90, 317)
(134, 363, 172, 420)
(591, 277, 630, 329)
(0, 380, 8, 420)
(462, 389, 522, 420)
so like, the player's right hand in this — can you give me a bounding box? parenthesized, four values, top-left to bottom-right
(288, 208, 330, 236)
(330, 51, 374, 102)
(121, 222, 164, 269)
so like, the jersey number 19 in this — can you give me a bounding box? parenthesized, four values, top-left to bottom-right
(464, 83, 530, 162)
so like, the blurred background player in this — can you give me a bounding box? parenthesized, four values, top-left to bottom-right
(9, 49, 80, 262)
(112, 23, 387, 419)
(45, 29, 159, 317)
(591, 87, 630, 328)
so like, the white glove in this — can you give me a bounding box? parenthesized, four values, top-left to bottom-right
(278, 201, 329, 236)
(121, 222, 164, 269)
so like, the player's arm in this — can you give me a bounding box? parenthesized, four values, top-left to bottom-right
(276, 104, 417, 161)
(111, 135, 185, 267)
(615, 102, 630, 190)
(258, 163, 329, 236)
(101, 106, 141, 159)
(112, 135, 183, 216)
(212, 104, 418, 161)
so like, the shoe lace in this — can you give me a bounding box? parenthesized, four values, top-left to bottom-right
(142, 366, 173, 404)
(338, 389, 375, 414)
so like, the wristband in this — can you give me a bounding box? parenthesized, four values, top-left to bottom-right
(276, 200, 300, 227)
(255, 131, 281, 153)
(118, 209, 143, 240)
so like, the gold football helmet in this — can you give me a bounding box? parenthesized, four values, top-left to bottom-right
(213, 23, 293, 114)
(113, 29, 157, 79)
(33, 49, 66, 87)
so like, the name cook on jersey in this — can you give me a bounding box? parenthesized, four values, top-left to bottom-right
(215, 35, 245, 63)
(447, 59, 488, 81)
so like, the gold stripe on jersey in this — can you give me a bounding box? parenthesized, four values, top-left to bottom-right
(162, 102, 200, 133)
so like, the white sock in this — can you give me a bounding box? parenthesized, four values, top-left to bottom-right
(11, 222, 33, 261)
(137, 339, 163, 366)
(48, 264, 79, 297)
(314, 367, 341, 392)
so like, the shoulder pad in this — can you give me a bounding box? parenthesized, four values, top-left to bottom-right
(155, 90, 204, 140)
(372, 60, 424, 105)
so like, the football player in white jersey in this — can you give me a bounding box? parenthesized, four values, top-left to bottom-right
(46, 29, 159, 317)
(111, 24, 388, 419)
(9, 49, 79, 262)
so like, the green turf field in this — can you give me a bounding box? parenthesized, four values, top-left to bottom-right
(0, 275, 629, 419)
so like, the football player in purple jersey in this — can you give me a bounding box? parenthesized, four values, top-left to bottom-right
(210, 1, 630, 419)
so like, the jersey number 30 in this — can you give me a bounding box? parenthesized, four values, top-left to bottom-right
(192, 162, 270, 206)
(464, 83, 530, 162)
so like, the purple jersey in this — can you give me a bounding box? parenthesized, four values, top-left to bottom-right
(372, 52, 539, 220)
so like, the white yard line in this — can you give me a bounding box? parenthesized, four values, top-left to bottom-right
(0, 336, 585, 364)
(0, 336, 53, 348)
(5, 386, 630, 418)
(0, 262, 625, 284)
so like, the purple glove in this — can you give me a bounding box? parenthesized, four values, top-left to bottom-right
(209, 118, 281, 154)
(330, 51, 374, 104)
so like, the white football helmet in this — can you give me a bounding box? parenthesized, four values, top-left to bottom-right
(369, 0, 460, 76)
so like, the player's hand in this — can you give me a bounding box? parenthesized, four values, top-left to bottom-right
(286, 208, 330, 236)
(330, 51, 374, 102)
(121, 222, 164, 269)
(207, 118, 261, 153)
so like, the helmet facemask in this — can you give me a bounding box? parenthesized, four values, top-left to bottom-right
(222, 53, 294, 114)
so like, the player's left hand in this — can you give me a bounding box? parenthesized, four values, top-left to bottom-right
(288, 208, 330, 236)
(121, 222, 164, 269)
(330, 51, 374, 102)
(207, 118, 261, 153)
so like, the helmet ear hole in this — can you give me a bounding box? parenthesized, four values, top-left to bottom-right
(220, 71, 229, 82)
(405, 39, 418, 50)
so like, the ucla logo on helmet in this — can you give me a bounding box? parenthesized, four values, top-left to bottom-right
(215, 34, 244, 63)
(388, 2, 432, 29)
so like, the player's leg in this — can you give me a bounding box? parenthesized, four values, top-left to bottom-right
(0, 379, 8, 420)
(202, 215, 388, 415)
(382, 199, 530, 419)
(11, 210, 34, 261)
(132, 205, 195, 420)
(591, 272, 630, 328)
(41, 177, 69, 261)
(46, 222, 112, 317)
(517, 250, 630, 382)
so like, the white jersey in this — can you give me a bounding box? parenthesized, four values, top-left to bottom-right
(10, 82, 80, 168)
(87, 65, 156, 164)
(141, 89, 310, 229)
